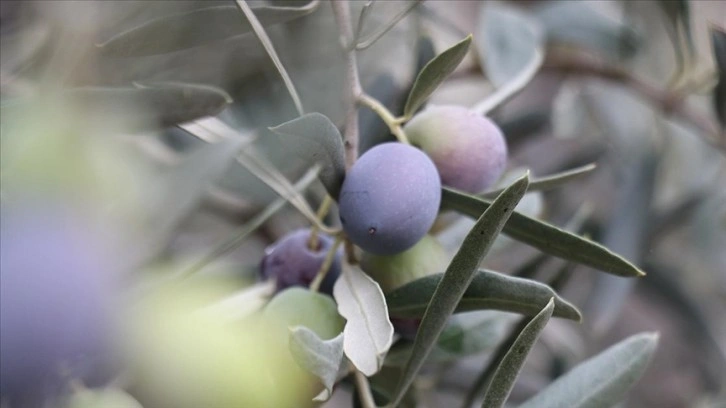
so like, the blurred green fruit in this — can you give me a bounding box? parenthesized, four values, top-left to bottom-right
(262, 287, 345, 341)
(404, 105, 508, 193)
(361, 235, 449, 294)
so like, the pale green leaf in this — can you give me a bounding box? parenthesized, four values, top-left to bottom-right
(388, 173, 529, 407)
(98, 2, 319, 56)
(289, 328, 344, 402)
(519, 332, 659, 408)
(480, 298, 554, 408)
(404, 35, 472, 118)
(333, 264, 394, 376)
(269, 113, 346, 198)
(386, 269, 581, 321)
(441, 187, 645, 278)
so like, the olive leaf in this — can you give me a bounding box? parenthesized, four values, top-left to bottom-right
(481, 163, 596, 198)
(388, 173, 529, 408)
(519, 332, 659, 408)
(289, 328, 345, 402)
(386, 269, 581, 321)
(711, 26, 726, 129)
(269, 113, 346, 198)
(480, 298, 554, 408)
(333, 264, 394, 377)
(533, 0, 640, 58)
(441, 187, 645, 278)
(97, 2, 319, 56)
(403, 34, 472, 119)
(478, 1, 544, 88)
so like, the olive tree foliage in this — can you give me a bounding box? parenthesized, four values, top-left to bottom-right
(1, 1, 725, 407)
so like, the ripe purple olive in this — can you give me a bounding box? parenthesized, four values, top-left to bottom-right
(338, 142, 442, 255)
(259, 229, 342, 295)
(404, 105, 508, 193)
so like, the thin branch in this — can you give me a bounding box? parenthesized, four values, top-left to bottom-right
(331, 0, 363, 170)
(235, 0, 304, 116)
(542, 51, 726, 153)
(358, 92, 410, 144)
(309, 234, 344, 292)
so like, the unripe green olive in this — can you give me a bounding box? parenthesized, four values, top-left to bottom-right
(404, 105, 508, 193)
(262, 287, 345, 341)
(360, 234, 449, 294)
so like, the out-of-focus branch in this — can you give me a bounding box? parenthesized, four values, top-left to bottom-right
(331, 0, 363, 170)
(542, 51, 726, 153)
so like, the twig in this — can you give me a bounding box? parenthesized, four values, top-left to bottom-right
(309, 234, 344, 292)
(355, 0, 424, 50)
(358, 92, 410, 144)
(308, 195, 334, 250)
(331, 0, 363, 170)
(542, 51, 726, 153)
(354, 367, 378, 408)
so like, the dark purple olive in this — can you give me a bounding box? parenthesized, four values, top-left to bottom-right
(259, 229, 342, 295)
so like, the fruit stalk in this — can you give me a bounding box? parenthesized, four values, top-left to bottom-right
(309, 234, 344, 292)
(358, 92, 410, 144)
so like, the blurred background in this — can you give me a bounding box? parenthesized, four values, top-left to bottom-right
(1, 1, 725, 407)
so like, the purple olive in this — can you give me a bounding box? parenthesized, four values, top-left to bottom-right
(404, 105, 508, 193)
(338, 142, 442, 255)
(259, 229, 342, 295)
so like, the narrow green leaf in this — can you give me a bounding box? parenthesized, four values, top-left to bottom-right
(478, 1, 543, 88)
(289, 328, 344, 402)
(711, 26, 726, 129)
(389, 173, 529, 408)
(533, 0, 640, 58)
(403, 35, 472, 118)
(441, 188, 645, 278)
(97, 2, 319, 56)
(269, 113, 346, 198)
(235, 0, 304, 116)
(386, 269, 580, 321)
(333, 265, 394, 376)
(519, 332, 659, 408)
(480, 298, 554, 408)
(481, 163, 597, 198)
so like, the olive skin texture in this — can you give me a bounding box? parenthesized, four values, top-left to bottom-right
(259, 229, 342, 295)
(338, 142, 442, 255)
(360, 234, 449, 294)
(404, 105, 508, 193)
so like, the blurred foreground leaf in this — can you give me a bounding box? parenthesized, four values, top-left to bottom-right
(481, 298, 554, 408)
(478, 1, 544, 88)
(386, 270, 581, 321)
(389, 174, 529, 407)
(334, 265, 394, 377)
(404, 35, 472, 118)
(519, 332, 659, 408)
(98, 2, 319, 56)
(269, 113, 346, 198)
(441, 188, 645, 278)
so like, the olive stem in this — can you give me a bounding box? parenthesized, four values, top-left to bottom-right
(358, 92, 411, 144)
(354, 366, 377, 408)
(309, 234, 344, 292)
(331, 0, 363, 170)
(307, 195, 334, 251)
